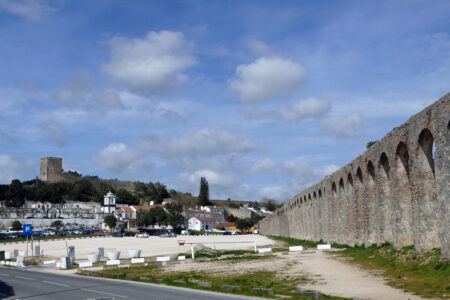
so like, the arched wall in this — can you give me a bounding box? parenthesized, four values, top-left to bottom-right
(258, 93, 450, 258)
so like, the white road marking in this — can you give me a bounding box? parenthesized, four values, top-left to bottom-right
(15, 276, 35, 281)
(42, 280, 70, 287)
(82, 288, 128, 298)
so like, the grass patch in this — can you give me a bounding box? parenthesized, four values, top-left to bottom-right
(87, 265, 349, 299)
(193, 249, 255, 258)
(335, 244, 449, 299)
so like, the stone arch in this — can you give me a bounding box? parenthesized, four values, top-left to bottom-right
(418, 128, 435, 177)
(346, 173, 355, 244)
(313, 191, 317, 200)
(330, 182, 337, 242)
(338, 178, 345, 243)
(365, 161, 376, 245)
(354, 167, 364, 244)
(378, 152, 393, 243)
(318, 189, 322, 198)
(413, 128, 439, 251)
(392, 142, 414, 247)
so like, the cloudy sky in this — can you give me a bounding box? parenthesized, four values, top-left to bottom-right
(1, 0, 449, 201)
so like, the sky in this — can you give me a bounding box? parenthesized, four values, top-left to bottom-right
(0, 0, 449, 202)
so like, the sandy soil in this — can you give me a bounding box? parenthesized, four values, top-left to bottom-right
(164, 250, 424, 300)
(0, 235, 274, 259)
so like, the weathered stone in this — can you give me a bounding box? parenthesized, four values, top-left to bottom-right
(223, 285, 239, 290)
(198, 281, 211, 287)
(259, 93, 450, 259)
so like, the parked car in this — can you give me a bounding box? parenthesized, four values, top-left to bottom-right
(136, 232, 149, 238)
(111, 232, 123, 237)
(124, 232, 136, 237)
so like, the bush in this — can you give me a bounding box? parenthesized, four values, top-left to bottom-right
(11, 220, 22, 231)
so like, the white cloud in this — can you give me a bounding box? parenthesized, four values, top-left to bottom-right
(0, 154, 35, 184)
(250, 157, 275, 174)
(258, 185, 290, 202)
(229, 57, 306, 102)
(93, 143, 153, 176)
(278, 98, 331, 121)
(140, 129, 262, 170)
(178, 169, 238, 191)
(319, 113, 363, 138)
(0, 0, 55, 20)
(248, 40, 273, 56)
(39, 121, 66, 147)
(102, 30, 196, 95)
(53, 71, 124, 110)
(283, 160, 339, 185)
(176, 169, 254, 200)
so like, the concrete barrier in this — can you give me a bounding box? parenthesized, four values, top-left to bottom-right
(131, 258, 144, 264)
(0, 261, 5, 265)
(88, 254, 100, 263)
(107, 251, 120, 260)
(16, 256, 24, 267)
(43, 260, 56, 265)
(106, 260, 120, 266)
(317, 244, 331, 250)
(128, 249, 141, 258)
(79, 261, 93, 268)
(5, 251, 11, 259)
(156, 256, 170, 262)
(98, 247, 104, 258)
(177, 256, 185, 261)
(289, 246, 303, 252)
(257, 248, 272, 254)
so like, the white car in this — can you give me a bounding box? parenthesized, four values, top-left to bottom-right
(136, 232, 149, 238)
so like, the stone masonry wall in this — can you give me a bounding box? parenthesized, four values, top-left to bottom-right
(259, 93, 449, 259)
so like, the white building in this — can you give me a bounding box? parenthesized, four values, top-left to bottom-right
(188, 217, 220, 231)
(102, 191, 116, 214)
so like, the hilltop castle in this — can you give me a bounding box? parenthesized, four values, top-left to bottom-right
(39, 157, 136, 192)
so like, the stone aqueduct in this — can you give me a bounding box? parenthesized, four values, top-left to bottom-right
(259, 93, 449, 259)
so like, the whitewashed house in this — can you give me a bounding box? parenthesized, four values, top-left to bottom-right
(188, 217, 220, 231)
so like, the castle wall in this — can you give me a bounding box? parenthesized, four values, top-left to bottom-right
(259, 93, 450, 259)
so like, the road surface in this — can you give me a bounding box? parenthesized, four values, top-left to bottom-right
(0, 267, 262, 300)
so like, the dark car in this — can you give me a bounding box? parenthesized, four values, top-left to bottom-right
(111, 232, 123, 237)
(124, 232, 136, 237)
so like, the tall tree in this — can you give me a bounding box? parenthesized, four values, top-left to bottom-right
(197, 177, 212, 206)
(104, 215, 117, 229)
(116, 189, 139, 205)
(5, 180, 26, 207)
(165, 203, 185, 229)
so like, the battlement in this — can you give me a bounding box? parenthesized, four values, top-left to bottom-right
(40, 156, 62, 161)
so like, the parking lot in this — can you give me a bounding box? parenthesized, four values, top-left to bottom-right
(0, 234, 275, 260)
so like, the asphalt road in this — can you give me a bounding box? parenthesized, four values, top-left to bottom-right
(0, 267, 262, 300)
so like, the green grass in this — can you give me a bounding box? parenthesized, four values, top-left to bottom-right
(86, 265, 349, 299)
(193, 249, 255, 258)
(335, 244, 449, 299)
(267, 235, 349, 249)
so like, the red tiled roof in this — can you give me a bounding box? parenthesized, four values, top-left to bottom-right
(117, 207, 134, 212)
(131, 205, 163, 211)
(216, 222, 235, 228)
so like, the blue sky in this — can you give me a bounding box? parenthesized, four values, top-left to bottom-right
(0, 0, 449, 202)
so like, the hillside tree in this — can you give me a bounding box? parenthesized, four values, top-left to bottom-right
(197, 177, 212, 206)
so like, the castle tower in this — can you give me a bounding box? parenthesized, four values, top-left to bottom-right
(40, 157, 63, 182)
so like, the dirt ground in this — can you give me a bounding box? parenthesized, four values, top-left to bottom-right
(164, 250, 425, 300)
